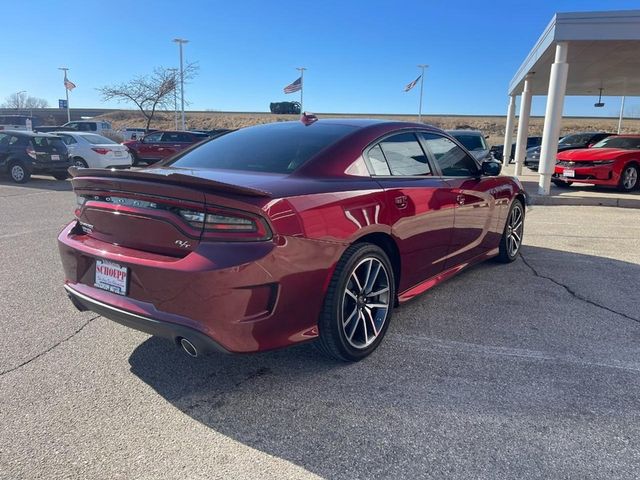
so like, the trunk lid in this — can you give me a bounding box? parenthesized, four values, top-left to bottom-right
(70, 167, 274, 257)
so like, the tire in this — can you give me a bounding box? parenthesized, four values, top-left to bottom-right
(130, 152, 140, 166)
(552, 179, 572, 188)
(316, 243, 395, 362)
(9, 161, 30, 184)
(496, 199, 524, 263)
(618, 164, 639, 192)
(52, 172, 69, 180)
(73, 157, 88, 168)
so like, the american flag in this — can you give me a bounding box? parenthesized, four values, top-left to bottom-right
(284, 77, 302, 94)
(64, 76, 76, 91)
(403, 75, 421, 92)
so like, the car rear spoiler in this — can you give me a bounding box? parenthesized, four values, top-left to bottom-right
(68, 166, 272, 197)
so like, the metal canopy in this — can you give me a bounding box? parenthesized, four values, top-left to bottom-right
(509, 10, 640, 96)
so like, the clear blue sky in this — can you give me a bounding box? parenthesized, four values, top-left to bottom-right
(2, 0, 639, 116)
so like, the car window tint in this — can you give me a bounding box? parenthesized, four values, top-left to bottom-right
(166, 122, 357, 173)
(421, 133, 479, 177)
(367, 144, 391, 175)
(83, 134, 117, 145)
(449, 133, 486, 152)
(9, 136, 20, 145)
(144, 132, 163, 143)
(161, 133, 183, 142)
(378, 133, 430, 176)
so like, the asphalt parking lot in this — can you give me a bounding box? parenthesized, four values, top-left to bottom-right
(1, 176, 639, 480)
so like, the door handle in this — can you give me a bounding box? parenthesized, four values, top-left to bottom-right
(394, 195, 408, 209)
(456, 194, 465, 205)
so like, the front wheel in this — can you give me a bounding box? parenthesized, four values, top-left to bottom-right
(316, 243, 395, 362)
(618, 164, 639, 192)
(496, 199, 524, 263)
(73, 157, 88, 168)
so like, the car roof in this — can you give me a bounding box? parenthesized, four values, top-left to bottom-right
(446, 129, 483, 134)
(0, 130, 60, 137)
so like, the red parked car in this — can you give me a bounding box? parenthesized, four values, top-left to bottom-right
(58, 119, 527, 361)
(124, 130, 210, 165)
(553, 135, 640, 191)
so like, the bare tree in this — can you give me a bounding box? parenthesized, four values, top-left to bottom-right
(98, 64, 198, 131)
(2, 92, 49, 109)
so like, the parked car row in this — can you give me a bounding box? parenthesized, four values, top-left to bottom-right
(0, 127, 228, 183)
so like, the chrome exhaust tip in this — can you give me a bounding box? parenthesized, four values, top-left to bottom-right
(179, 337, 198, 357)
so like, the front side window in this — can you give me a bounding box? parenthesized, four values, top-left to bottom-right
(374, 133, 431, 176)
(421, 133, 479, 177)
(162, 132, 192, 143)
(449, 133, 487, 152)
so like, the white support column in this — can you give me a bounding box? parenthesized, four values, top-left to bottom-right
(502, 95, 516, 166)
(538, 42, 569, 195)
(514, 75, 533, 177)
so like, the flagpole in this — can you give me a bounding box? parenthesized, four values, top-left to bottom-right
(417, 64, 428, 122)
(297, 67, 306, 114)
(59, 67, 71, 122)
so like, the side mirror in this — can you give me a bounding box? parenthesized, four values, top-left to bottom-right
(481, 160, 502, 176)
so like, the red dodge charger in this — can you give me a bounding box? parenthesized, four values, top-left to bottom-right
(59, 119, 526, 361)
(553, 135, 640, 191)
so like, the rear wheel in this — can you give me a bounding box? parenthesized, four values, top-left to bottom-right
(618, 164, 638, 192)
(316, 243, 395, 362)
(496, 199, 524, 263)
(9, 162, 30, 184)
(552, 179, 572, 188)
(73, 157, 88, 168)
(130, 152, 140, 166)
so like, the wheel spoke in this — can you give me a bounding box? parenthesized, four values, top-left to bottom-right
(366, 286, 389, 298)
(366, 302, 388, 309)
(350, 272, 363, 293)
(344, 289, 357, 301)
(347, 313, 360, 341)
(512, 220, 523, 231)
(364, 261, 381, 294)
(343, 305, 358, 327)
(511, 230, 521, 244)
(361, 259, 373, 293)
(364, 307, 379, 336)
(361, 311, 369, 344)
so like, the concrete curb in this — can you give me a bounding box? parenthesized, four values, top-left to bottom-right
(528, 193, 640, 209)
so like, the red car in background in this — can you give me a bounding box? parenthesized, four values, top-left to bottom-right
(59, 119, 527, 362)
(553, 135, 640, 191)
(124, 130, 210, 165)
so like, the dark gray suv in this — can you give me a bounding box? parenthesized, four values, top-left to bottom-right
(0, 130, 71, 183)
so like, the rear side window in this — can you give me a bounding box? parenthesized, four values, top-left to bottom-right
(375, 133, 431, 176)
(367, 144, 391, 175)
(162, 132, 192, 143)
(143, 132, 163, 143)
(421, 133, 479, 177)
(83, 134, 117, 145)
(166, 122, 357, 173)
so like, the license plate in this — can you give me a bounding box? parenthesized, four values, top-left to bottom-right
(95, 260, 128, 295)
(563, 169, 575, 178)
(114, 150, 123, 157)
(51, 154, 60, 160)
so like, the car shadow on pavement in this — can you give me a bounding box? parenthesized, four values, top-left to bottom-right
(128, 246, 640, 479)
(0, 175, 72, 192)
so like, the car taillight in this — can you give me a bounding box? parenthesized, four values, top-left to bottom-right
(26, 146, 37, 159)
(92, 147, 110, 155)
(178, 208, 271, 241)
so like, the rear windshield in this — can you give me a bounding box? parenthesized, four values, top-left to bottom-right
(82, 134, 117, 145)
(449, 133, 487, 151)
(592, 136, 640, 150)
(166, 122, 357, 173)
(30, 136, 66, 149)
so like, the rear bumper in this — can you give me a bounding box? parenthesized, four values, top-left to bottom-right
(65, 284, 228, 354)
(58, 221, 345, 353)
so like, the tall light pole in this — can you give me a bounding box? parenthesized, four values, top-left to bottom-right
(417, 64, 428, 122)
(168, 68, 179, 130)
(15, 90, 26, 110)
(173, 38, 189, 130)
(297, 67, 306, 113)
(58, 67, 71, 122)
